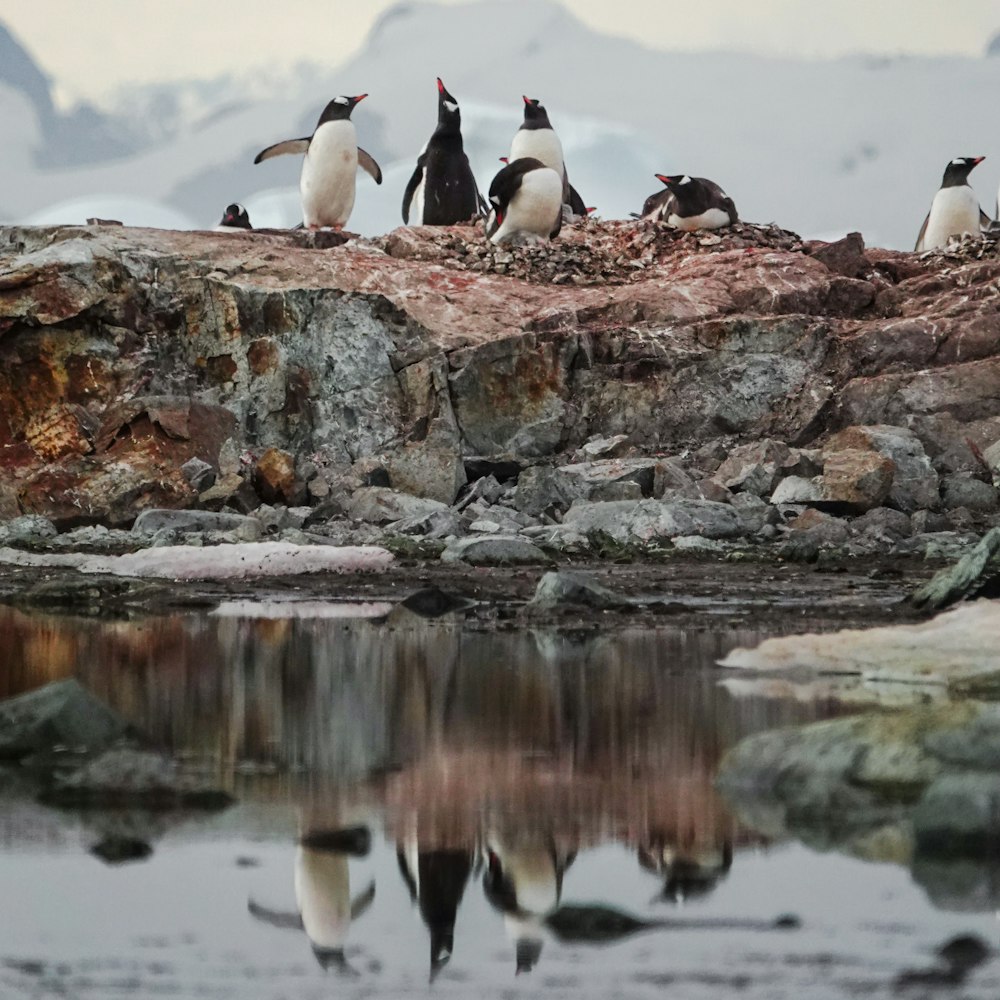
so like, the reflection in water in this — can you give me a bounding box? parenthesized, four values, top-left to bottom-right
(1, 604, 875, 990)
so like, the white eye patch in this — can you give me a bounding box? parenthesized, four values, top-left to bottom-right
(444, 100, 458, 113)
(951, 157, 963, 165)
(679, 175, 691, 185)
(334, 96, 349, 105)
(491, 195, 501, 205)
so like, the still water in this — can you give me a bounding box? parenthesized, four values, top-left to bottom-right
(1, 602, 998, 999)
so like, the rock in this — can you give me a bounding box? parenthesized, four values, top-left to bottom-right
(787, 508, 850, 545)
(253, 447, 300, 505)
(563, 498, 741, 544)
(769, 476, 824, 506)
(983, 439, 1000, 483)
(729, 492, 776, 535)
(714, 440, 792, 496)
(806, 232, 868, 278)
(463, 457, 523, 483)
(388, 430, 466, 505)
(513, 466, 587, 516)
(387, 508, 462, 538)
(132, 508, 257, 535)
(560, 458, 665, 498)
(347, 487, 448, 525)
(824, 425, 938, 513)
(528, 570, 630, 609)
(913, 774, 1000, 857)
(721, 599, 1000, 692)
(43, 747, 233, 809)
(1, 514, 58, 546)
(198, 473, 260, 513)
(90, 837, 154, 865)
(818, 448, 895, 511)
(576, 434, 633, 460)
(941, 473, 998, 513)
(180, 457, 216, 492)
(911, 527, 1000, 611)
(441, 535, 550, 565)
(0, 679, 137, 761)
(850, 507, 912, 543)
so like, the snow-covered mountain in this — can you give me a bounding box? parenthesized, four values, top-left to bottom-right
(3, 2, 1000, 248)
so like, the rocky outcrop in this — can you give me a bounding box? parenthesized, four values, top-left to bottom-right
(2, 221, 999, 554)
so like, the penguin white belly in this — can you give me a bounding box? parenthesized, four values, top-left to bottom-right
(491, 168, 562, 244)
(506, 851, 559, 914)
(667, 207, 732, 231)
(920, 187, 981, 250)
(295, 847, 351, 950)
(510, 130, 564, 176)
(301, 120, 358, 228)
(412, 176, 426, 225)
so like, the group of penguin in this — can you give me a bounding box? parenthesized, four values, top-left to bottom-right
(218, 81, 996, 253)
(216, 79, 740, 244)
(247, 819, 735, 979)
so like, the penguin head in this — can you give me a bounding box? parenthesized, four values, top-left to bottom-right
(436, 77, 461, 124)
(942, 156, 985, 187)
(218, 203, 251, 228)
(521, 96, 553, 128)
(317, 94, 368, 126)
(655, 173, 700, 208)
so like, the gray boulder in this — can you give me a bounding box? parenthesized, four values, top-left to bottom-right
(441, 535, 550, 565)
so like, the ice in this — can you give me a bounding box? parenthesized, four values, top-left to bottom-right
(0, 542, 394, 580)
(210, 599, 395, 618)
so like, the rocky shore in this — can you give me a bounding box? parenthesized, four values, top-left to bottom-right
(1, 219, 1000, 582)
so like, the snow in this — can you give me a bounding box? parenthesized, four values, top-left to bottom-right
(210, 599, 394, 618)
(0, 542, 394, 580)
(3, 1, 1000, 248)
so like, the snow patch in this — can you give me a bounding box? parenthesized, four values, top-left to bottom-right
(211, 600, 395, 619)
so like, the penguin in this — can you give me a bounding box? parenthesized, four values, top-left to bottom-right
(510, 97, 586, 212)
(397, 838, 475, 980)
(247, 824, 375, 974)
(214, 203, 251, 231)
(253, 95, 382, 230)
(482, 833, 576, 974)
(402, 78, 483, 226)
(914, 156, 990, 251)
(649, 174, 738, 230)
(499, 154, 588, 218)
(485, 158, 563, 244)
(638, 840, 734, 903)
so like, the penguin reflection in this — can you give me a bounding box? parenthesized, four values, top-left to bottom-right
(639, 839, 734, 904)
(397, 838, 476, 980)
(483, 832, 576, 975)
(248, 825, 375, 974)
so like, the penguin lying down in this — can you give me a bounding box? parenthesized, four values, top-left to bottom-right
(638, 174, 738, 230)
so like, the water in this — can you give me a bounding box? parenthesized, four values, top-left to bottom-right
(1, 603, 998, 999)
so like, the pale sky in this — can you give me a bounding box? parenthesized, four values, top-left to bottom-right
(4, 0, 1000, 105)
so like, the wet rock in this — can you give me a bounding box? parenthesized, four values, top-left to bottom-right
(913, 774, 1000, 857)
(911, 527, 1000, 611)
(940, 473, 998, 513)
(440, 535, 550, 565)
(0, 680, 137, 761)
(347, 487, 448, 525)
(563, 498, 741, 544)
(529, 570, 630, 610)
(132, 508, 257, 535)
(43, 747, 233, 809)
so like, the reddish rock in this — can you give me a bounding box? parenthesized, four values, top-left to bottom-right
(820, 448, 895, 511)
(253, 448, 299, 505)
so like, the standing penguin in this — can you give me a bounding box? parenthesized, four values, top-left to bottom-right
(253, 95, 382, 230)
(402, 78, 482, 225)
(215, 203, 252, 231)
(485, 157, 563, 244)
(648, 174, 737, 230)
(509, 97, 586, 214)
(914, 156, 989, 251)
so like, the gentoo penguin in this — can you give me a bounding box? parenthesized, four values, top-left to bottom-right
(397, 838, 475, 979)
(253, 95, 382, 230)
(650, 174, 738, 230)
(510, 97, 586, 210)
(485, 157, 563, 244)
(499, 153, 588, 219)
(914, 156, 989, 251)
(248, 824, 375, 974)
(215, 203, 251, 231)
(402, 78, 482, 225)
(482, 833, 576, 974)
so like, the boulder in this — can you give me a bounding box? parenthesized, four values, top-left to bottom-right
(513, 466, 587, 516)
(440, 535, 550, 565)
(253, 447, 300, 505)
(528, 570, 631, 610)
(132, 508, 257, 535)
(0, 679, 137, 761)
(771, 448, 894, 513)
(562, 498, 741, 544)
(347, 487, 449, 525)
(714, 440, 793, 497)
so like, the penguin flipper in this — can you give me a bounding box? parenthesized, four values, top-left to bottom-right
(567, 183, 587, 217)
(350, 880, 376, 920)
(914, 211, 930, 252)
(247, 897, 304, 930)
(253, 138, 310, 164)
(358, 148, 383, 184)
(402, 157, 426, 224)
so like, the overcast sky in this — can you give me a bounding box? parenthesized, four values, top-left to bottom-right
(5, 0, 1000, 104)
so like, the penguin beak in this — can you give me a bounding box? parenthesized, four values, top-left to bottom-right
(522, 95, 535, 106)
(437, 77, 445, 93)
(352, 94, 368, 105)
(499, 156, 509, 164)
(655, 174, 673, 185)
(973, 156, 986, 166)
